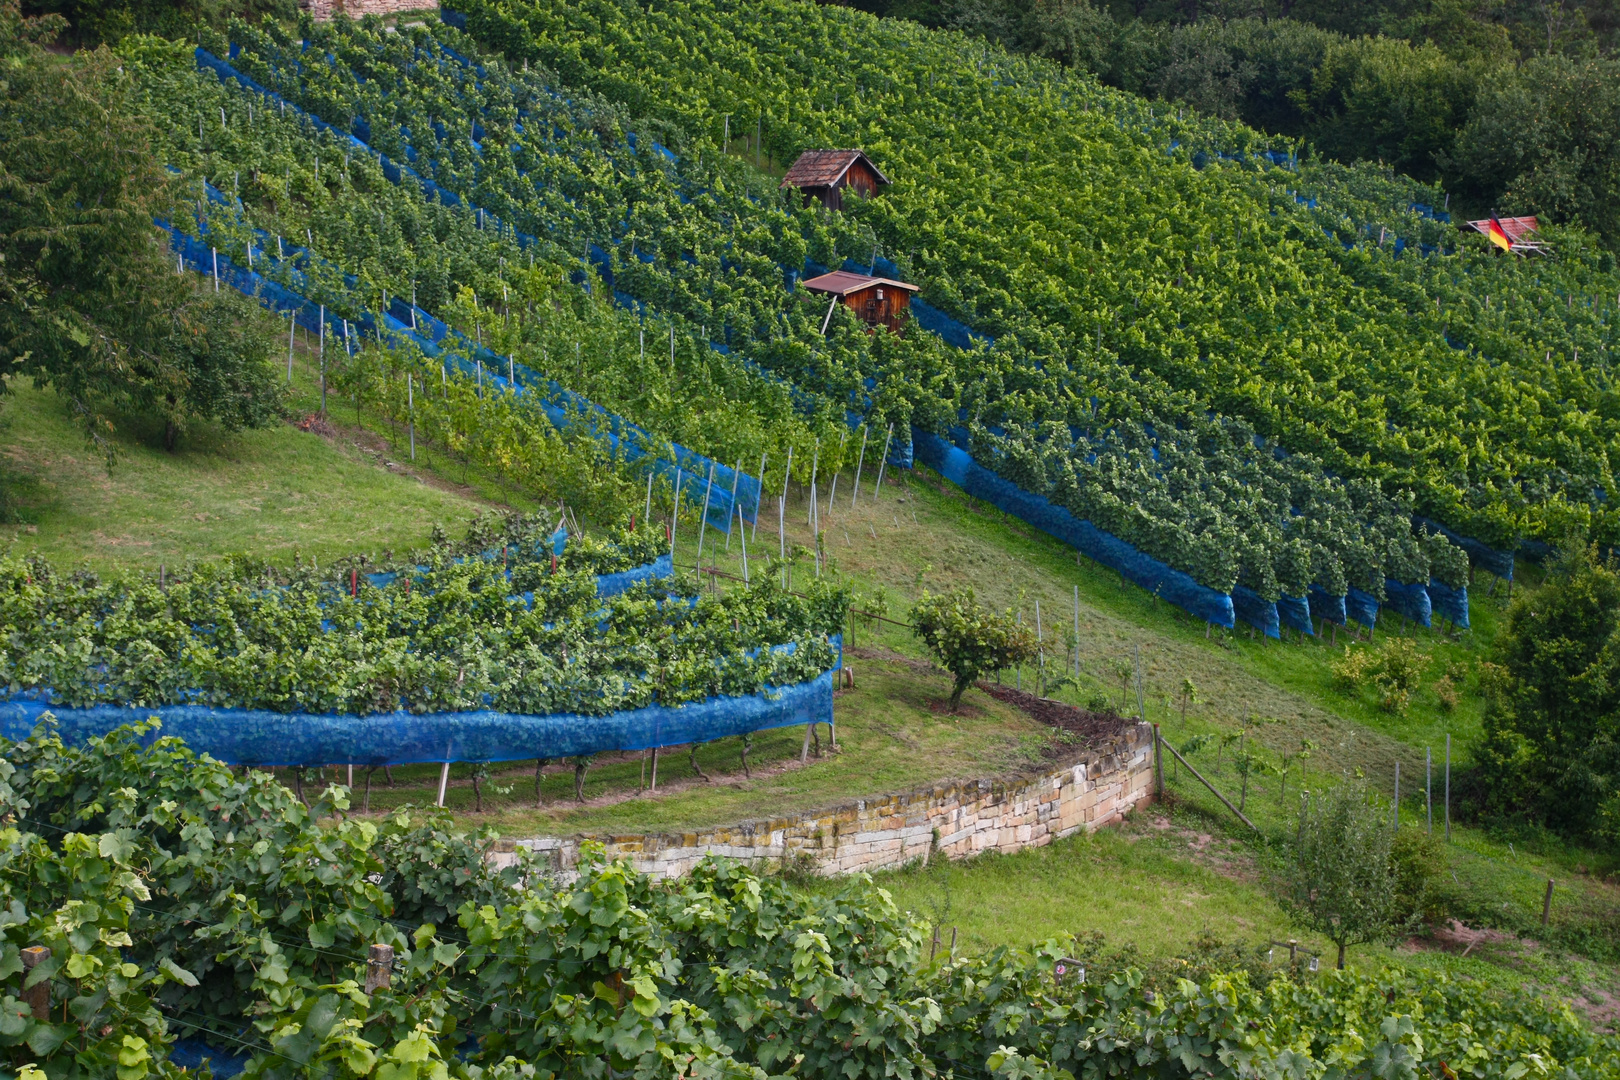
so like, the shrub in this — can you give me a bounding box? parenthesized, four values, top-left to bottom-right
(911, 587, 1038, 710)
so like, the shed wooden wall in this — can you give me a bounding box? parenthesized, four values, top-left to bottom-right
(841, 158, 883, 198)
(842, 284, 911, 333)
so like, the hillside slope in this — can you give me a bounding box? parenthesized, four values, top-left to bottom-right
(453, 0, 1620, 553)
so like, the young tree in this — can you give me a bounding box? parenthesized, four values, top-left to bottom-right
(912, 587, 1037, 711)
(1278, 783, 1416, 968)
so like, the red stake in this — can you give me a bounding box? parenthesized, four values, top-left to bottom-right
(551, 554, 558, 575)
(351, 568, 358, 597)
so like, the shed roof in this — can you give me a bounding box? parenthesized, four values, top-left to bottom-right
(801, 271, 919, 296)
(1464, 215, 1540, 243)
(780, 150, 890, 190)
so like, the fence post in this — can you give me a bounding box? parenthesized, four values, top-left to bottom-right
(872, 424, 893, 501)
(1153, 723, 1163, 799)
(436, 762, 451, 808)
(1392, 761, 1400, 831)
(1542, 878, 1555, 927)
(21, 946, 50, 1020)
(365, 944, 394, 994)
(318, 305, 327, 416)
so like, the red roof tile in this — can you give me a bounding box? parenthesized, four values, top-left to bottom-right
(800, 271, 919, 296)
(781, 150, 889, 189)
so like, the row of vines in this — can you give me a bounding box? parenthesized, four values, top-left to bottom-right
(6, 728, 1620, 1078)
(0, 511, 845, 716)
(446, 0, 1620, 552)
(148, 19, 1485, 612)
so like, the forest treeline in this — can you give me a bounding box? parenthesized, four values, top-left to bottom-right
(853, 0, 1620, 245)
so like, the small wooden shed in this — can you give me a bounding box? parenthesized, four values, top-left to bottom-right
(801, 270, 919, 334)
(781, 150, 889, 210)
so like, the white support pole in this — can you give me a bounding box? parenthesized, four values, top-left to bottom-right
(751, 451, 766, 544)
(808, 440, 820, 529)
(872, 424, 894, 500)
(737, 501, 750, 583)
(669, 470, 683, 560)
(318, 306, 326, 416)
(1073, 586, 1081, 677)
(408, 373, 415, 461)
(827, 429, 847, 516)
(851, 424, 869, 507)
(287, 313, 295, 382)
(1035, 600, 1043, 694)
(211, 247, 220, 292)
(436, 760, 451, 807)
(695, 462, 717, 560)
(644, 471, 655, 524)
(725, 461, 741, 552)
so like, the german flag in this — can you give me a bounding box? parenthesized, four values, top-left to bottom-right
(1487, 215, 1513, 252)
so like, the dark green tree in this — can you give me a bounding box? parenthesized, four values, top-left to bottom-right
(0, 1, 282, 455)
(1474, 541, 1620, 849)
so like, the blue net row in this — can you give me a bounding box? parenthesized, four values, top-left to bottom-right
(0, 668, 831, 768)
(912, 428, 1237, 628)
(162, 221, 757, 532)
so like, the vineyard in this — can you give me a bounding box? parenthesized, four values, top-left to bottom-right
(6, 727, 1620, 1079)
(109, 15, 1505, 640)
(0, 511, 847, 767)
(445, 0, 1620, 553)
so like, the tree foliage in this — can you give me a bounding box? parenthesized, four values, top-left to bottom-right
(5, 723, 1620, 1078)
(1475, 541, 1620, 850)
(911, 587, 1038, 709)
(0, 1, 281, 454)
(1277, 783, 1417, 968)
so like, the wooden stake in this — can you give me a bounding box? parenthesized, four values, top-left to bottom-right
(21, 946, 50, 1019)
(365, 944, 394, 994)
(872, 424, 894, 500)
(851, 424, 869, 507)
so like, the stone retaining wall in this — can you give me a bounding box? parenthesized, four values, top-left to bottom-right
(505, 721, 1157, 880)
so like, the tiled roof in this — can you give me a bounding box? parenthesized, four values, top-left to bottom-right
(800, 271, 919, 296)
(780, 149, 889, 189)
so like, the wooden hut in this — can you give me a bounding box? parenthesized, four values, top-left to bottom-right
(780, 150, 889, 210)
(801, 270, 919, 334)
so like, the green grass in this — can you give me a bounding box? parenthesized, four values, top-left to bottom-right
(668, 458, 1497, 797)
(340, 653, 1055, 835)
(0, 345, 495, 570)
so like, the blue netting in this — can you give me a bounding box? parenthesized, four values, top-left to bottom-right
(1427, 578, 1470, 629)
(595, 554, 675, 597)
(161, 222, 756, 532)
(1307, 586, 1347, 626)
(1277, 594, 1314, 635)
(0, 665, 834, 768)
(1382, 579, 1432, 628)
(1231, 586, 1280, 639)
(170, 1040, 250, 1078)
(912, 428, 1236, 628)
(1414, 515, 1514, 580)
(1346, 587, 1380, 630)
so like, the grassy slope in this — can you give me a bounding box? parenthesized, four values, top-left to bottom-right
(0, 353, 491, 569)
(350, 654, 1055, 834)
(6, 321, 1614, 1016)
